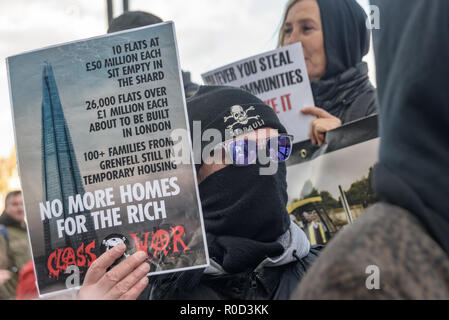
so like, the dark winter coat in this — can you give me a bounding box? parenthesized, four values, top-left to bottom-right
(146, 246, 322, 300)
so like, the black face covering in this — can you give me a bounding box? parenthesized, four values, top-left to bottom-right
(199, 162, 291, 273)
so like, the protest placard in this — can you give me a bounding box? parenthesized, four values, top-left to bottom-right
(286, 115, 379, 245)
(201, 43, 315, 143)
(6, 22, 209, 297)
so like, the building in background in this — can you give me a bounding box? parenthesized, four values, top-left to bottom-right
(40, 62, 97, 255)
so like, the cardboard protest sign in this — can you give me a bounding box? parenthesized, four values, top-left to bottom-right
(6, 22, 209, 297)
(286, 116, 379, 245)
(201, 43, 315, 143)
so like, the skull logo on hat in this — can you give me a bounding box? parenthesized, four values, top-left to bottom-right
(224, 105, 260, 129)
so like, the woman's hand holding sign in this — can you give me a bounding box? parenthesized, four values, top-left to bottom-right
(301, 106, 342, 146)
(78, 243, 149, 300)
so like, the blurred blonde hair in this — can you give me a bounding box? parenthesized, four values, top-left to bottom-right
(277, 0, 302, 48)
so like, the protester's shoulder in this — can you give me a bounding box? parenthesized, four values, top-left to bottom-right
(293, 202, 449, 299)
(4, 224, 28, 243)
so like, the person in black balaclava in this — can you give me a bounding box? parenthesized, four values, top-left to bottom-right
(292, 0, 449, 299)
(107, 11, 200, 98)
(278, 0, 378, 146)
(145, 86, 321, 300)
(78, 86, 321, 300)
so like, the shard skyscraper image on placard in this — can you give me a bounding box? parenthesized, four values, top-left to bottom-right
(40, 61, 97, 267)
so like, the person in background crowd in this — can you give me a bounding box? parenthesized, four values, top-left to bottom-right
(304, 212, 328, 245)
(293, 0, 449, 299)
(0, 191, 32, 300)
(78, 86, 322, 300)
(107, 10, 200, 99)
(278, 0, 378, 146)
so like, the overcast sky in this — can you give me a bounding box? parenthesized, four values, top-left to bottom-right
(0, 0, 371, 158)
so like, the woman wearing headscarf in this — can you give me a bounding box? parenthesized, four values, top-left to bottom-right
(278, 0, 378, 146)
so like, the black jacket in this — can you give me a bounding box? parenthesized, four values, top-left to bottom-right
(145, 246, 321, 300)
(312, 62, 378, 124)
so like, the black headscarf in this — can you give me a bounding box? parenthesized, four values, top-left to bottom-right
(371, 0, 449, 256)
(310, 0, 376, 123)
(316, 0, 370, 80)
(107, 11, 163, 33)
